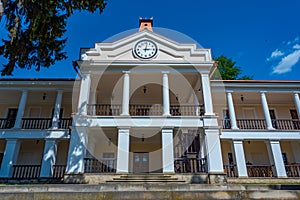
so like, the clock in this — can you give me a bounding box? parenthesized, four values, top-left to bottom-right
(133, 40, 158, 59)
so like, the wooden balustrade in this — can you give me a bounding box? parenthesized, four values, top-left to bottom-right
(21, 118, 52, 129)
(12, 165, 41, 179)
(52, 165, 66, 179)
(247, 165, 274, 177)
(223, 164, 237, 177)
(170, 104, 204, 116)
(285, 164, 300, 177)
(237, 119, 267, 129)
(60, 118, 72, 129)
(129, 104, 162, 116)
(174, 158, 207, 173)
(272, 119, 300, 130)
(84, 158, 116, 173)
(87, 104, 121, 116)
(221, 119, 300, 130)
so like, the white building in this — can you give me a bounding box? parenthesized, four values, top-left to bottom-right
(0, 19, 299, 183)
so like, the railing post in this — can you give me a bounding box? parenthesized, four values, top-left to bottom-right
(14, 90, 28, 128)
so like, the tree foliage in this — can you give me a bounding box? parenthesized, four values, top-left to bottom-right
(0, 0, 106, 76)
(211, 55, 253, 80)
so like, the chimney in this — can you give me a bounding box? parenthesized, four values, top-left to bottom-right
(139, 17, 153, 32)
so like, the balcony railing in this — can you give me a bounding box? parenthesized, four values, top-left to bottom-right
(21, 118, 52, 129)
(0, 118, 72, 129)
(174, 158, 207, 173)
(247, 165, 274, 177)
(0, 118, 13, 129)
(223, 164, 238, 177)
(87, 104, 204, 116)
(52, 165, 66, 179)
(12, 165, 41, 179)
(222, 118, 300, 130)
(84, 158, 116, 173)
(272, 119, 300, 130)
(285, 164, 300, 177)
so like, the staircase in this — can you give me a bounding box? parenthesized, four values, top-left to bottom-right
(107, 174, 186, 183)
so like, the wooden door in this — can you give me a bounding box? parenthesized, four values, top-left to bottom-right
(133, 152, 149, 173)
(6, 108, 18, 128)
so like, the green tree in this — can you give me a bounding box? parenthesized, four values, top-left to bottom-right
(0, 0, 106, 76)
(211, 55, 253, 80)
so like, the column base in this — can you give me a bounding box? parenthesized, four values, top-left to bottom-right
(208, 172, 227, 184)
(162, 114, 171, 117)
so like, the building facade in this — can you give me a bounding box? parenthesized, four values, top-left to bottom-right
(0, 19, 299, 183)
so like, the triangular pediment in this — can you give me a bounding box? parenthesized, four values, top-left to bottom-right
(80, 30, 212, 64)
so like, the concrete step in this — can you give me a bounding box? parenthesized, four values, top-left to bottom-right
(108, 174, 185, 183)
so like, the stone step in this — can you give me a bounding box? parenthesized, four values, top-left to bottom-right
(108, 174, 185, 183)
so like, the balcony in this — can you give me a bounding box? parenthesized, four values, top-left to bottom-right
(87, 104, 204, 117)
(221, 119, 300, 130)
(0, 118, 72, 129)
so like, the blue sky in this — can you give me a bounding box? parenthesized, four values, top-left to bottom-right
(0, 0, 300, 80)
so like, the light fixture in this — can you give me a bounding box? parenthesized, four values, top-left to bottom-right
(247, 140, 251, 144)
(241, 95, 244, 102)
(175, 94, 179, 101)
(42, 93, 46, 100)
(143, 86, 147, 94)
(108, 138, 112, 146)
(142, 134, 145, 142)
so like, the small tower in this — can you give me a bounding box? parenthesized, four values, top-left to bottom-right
(139, 17, 153, 32)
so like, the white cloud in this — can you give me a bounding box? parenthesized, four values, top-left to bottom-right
(270, 49, 284, 58)
(293, 44, 300, 49)
(272, 50, 300, 74)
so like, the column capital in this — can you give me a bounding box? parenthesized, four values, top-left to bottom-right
(226, 90, 234, 94)
(161, 71, 170, 74)
(293, 91, 300, 95)
(232, 140, 244, 144)
(21, 89, 28, 93)
(260, 91, 267, 94)
(122, 71, 131, 74)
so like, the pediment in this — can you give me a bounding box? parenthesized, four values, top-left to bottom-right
(80, 30, 212, 64)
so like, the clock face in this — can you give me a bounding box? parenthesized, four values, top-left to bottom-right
(133, 40, 158, 59)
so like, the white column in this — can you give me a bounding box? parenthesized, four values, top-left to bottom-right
(40, 139, 57, 177)
(121, 71, 130, 116)
(162, 128, 174, 173)
(232, 140, 248, 177)
(51, 90, 63, 129)
(267, 140, 287, 177)
(227, 92, 239, 129)
(291, 142, 300, 163)
(201, 73, 214, 115)
(293, 92, 300, 118)
(162, 72, 171, 116)
(204, 129, 224, 173)
(77, 73, 91, 115)
(116, 128, 130, 173)
(66, 128, 86, 173)
(0, 139, 21, 178)
(260, 92, 274, 130)
(14, 90, 28, 128)
(194, 91, 200, 116)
